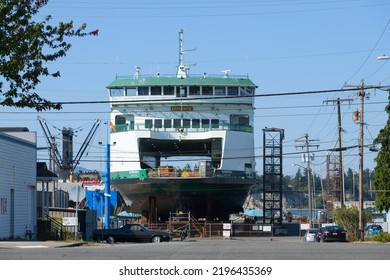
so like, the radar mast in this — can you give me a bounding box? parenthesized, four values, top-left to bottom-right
(177, 28, 196, 78)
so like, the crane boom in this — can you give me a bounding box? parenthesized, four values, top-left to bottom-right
(38, 117, 102, 181)
(73, 118, 101, 170)
(37, 116, 63, 168)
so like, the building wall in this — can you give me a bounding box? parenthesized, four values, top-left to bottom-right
(0, 132, 37, 240)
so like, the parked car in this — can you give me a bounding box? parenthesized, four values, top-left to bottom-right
(316, 225, 347, 242)
(366, 224, 383, 236)
(93, 223, 173, 244)
(315, 227, 325, 242)
(304, 228, 318, 242)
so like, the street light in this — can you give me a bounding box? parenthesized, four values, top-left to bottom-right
(292, 163, 313, 228)
(377, 55, 390, 60)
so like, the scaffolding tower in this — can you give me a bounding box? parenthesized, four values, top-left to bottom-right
(326, 153, 341, 222)
(263, 128, 284, 224)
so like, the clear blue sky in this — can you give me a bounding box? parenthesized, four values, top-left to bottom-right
(2, 0, 390, 178)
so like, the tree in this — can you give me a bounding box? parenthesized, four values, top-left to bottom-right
(0, 0, 98, 111)
(373, 90, 390, 212)
(344, 168, 354, 199)
(334, 205, 372, 242)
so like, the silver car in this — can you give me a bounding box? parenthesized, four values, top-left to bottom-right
(304, 228, 318, 242)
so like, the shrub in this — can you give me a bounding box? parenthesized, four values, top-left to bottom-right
(333, 205, 372, 242)
(372, 233, 390, 243)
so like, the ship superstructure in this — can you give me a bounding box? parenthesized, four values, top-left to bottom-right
(107, 29, 257, 221)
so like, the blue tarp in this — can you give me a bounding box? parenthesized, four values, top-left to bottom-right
(243, 208, 263, 217)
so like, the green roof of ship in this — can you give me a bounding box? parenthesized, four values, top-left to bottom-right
(107, 75, 257, 88)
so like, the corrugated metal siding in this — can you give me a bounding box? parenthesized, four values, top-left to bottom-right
(0, 132, 36, 239)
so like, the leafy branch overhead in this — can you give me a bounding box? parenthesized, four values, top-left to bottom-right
(0, 0, 98, 111)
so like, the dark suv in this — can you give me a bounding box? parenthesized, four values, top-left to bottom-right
(316, 225, 347, 242)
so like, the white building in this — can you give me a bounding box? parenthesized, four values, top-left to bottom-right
(0, 129, 37, 240)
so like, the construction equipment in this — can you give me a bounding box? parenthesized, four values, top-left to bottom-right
(38, 117, 101, 181)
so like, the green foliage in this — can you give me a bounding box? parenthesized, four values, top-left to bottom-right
(0, 0, 98, 111)
(333, 206, 372, 242)
(63, 231, 83, 241)
(373, 91, 390, 212)
(183, 163, 191, 172)
(371, 232, 390, 243)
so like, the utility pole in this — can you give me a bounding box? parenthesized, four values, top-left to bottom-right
(104, 143, 111, 229)
(295, 134, 319, 228)
(358, 81, 365, 241)
(343, 80, 381, 241)
(323, 98, 353, 206)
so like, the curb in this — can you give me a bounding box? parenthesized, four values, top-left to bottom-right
(55, 242, 88, 248)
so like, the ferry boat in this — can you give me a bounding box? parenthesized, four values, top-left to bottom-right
(107, 29, 257, 221)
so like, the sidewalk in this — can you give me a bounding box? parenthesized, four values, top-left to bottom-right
(0, 240, 87, 249)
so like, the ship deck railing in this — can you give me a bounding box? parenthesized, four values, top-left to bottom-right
(115, 73, 250, 80)
(148, 169, 212, 178)
(111, 167, 253, 181)
(111, 123, 253, 134)
(144, 168, 251, 180)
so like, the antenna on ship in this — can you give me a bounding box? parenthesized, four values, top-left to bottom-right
(221, 69, 231, 78)
(177, 28, 196, 78)
(134, 66, 141, 79)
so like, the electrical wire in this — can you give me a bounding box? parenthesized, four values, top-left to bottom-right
(346, 18, 390, 82)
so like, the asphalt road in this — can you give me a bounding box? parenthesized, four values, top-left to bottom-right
(0, 237, 389, 260)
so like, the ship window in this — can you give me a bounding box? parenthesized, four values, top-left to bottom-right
(163, 86, 174, 95)
(227, 87, 239, 96)
(145, 119, 153, 129)
(125, 87, 136, 96)
(138, 87, 149, 95)
(239, 115, 249, 126)
(151, 86, 162, 95)
(192, 119, 200, 128)
(201, 119, 210, 128)
(154, 119, 162, 128)
(183, 119, 191, 128)
(230, 114, 249, 126)
(110, 88, 124, 97)
(115, 115, 126, 125)
(211, 119, 219, 128)
(173, 119, 181, 128)
(202, 86, 213, 95)
(164, 119, 172, 128)
(176, 86, 187, 97)
(215, 86, 226, 96)
(189, 86, 200, 95)
(240, 87, 255, 96)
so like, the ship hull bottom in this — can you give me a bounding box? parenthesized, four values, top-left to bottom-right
(111, 177, 255, 221)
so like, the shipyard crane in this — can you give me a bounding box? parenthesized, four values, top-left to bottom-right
(37, 117, 101, 181)
(37, 116, 63, 170)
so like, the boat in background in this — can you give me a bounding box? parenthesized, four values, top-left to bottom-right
(107, 29, 257, 222)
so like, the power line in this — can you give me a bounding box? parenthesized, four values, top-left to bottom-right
(346, 18, 390, 82)
(34, 85, 388, 106)
(43, 1, 390, 19)
(0, 100, 387, 115)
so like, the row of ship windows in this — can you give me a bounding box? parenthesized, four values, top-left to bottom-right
(115, 115, 250, 129)
(110, 86, 256, 97)
(145, 118, 220, 129)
